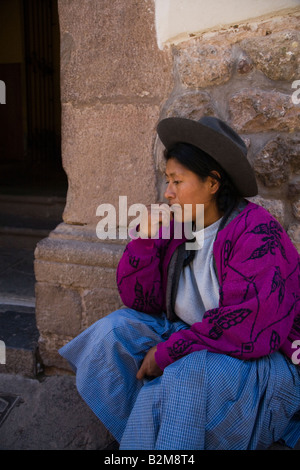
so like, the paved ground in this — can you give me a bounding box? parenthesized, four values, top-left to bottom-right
(0, 373, 116, 450)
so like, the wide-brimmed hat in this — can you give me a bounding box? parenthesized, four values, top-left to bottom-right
(157, 116, 258, 197)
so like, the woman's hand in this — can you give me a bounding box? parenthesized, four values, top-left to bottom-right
(136, 345, 163, 380)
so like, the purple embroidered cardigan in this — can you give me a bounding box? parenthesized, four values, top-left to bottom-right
(116, 202, 300, 371)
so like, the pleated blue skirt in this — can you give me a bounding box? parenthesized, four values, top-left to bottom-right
(59, 308, 300, 450)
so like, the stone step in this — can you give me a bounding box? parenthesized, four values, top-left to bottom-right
(0, 305, 41, 378)
(0, 194, 65, 249)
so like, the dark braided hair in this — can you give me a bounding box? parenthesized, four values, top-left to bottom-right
(164, 142, 241, 215)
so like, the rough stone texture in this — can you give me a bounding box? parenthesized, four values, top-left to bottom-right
(81, 288, 123, 330)
(240, 30, 300, 81)
(228, 88, 300, 133)
(247, 196, 285, 227)
(162, 90, 217, 120)
(174, 41, 234, 88)
(253, 138, 290, 187)
(0, 373, 114, 450)
(287, 223, 300, 252)
(62, 103, 160, 225)
(34, 226, 124, 370)
(288, 177, 300, 200)
(34, 0, 174, 370)
(59, 0, 172, 104)
(292, 200, 300, 219)
(35, 283, 82, 337)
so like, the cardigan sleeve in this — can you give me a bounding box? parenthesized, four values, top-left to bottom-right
(155, 211, 300, 370)
(116, 237, 165, 315)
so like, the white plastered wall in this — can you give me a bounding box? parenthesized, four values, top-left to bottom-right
(155, 0, 300, 48)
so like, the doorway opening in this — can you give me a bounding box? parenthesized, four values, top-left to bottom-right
(0, 0, 67, 197)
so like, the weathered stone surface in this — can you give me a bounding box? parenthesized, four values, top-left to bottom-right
(236, 53, 254, 75)
(174, 41, 234, 88)
(35, 260, 118, 291)
(240, 31, 300, 81)
(58, 0, 173, 103)
(61, 103, 160, 226)
(292, 200, 300, 219)
(229, 89, 300, 133)
(0, 374, 114, 450)
(285, 136, 300, 173)
(287, 223, 300, 253)
(35, 283, 82, 337)
(162, 90, 216, 120)
(81, 288, 123, 329)
(288, 177, 300, 199)
(247, 196, 285, 227)
(35, 233, 124, 269)
(38, 333, 71, 370)
(253, 138, 289, 187)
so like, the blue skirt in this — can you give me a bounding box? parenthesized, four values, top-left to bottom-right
(59, 308, 300, 450)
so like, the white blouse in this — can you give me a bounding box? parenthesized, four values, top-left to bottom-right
(174, 217, 222, 325)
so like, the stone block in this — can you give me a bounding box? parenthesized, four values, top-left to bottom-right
(240, 30, 300, 81)
(174, 40, 234, 88)
(229, 88, 300, 133)
(253, 137, 289, 187)
(162, 90, 216, 120)
(35, 283, 82, 337)
(292, 200, 300, 219)
(288, 177, 300, 199)
(247, 196, 285, 227)
(34, 225, 126, 369)
(58, 0, 173, 103)
(81, 288, 123, 329)
(38, 332, 72, 371)
(287, 223, 300, 253)
(61, 102, 160, 226)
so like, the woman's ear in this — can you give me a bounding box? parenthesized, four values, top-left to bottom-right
(208, 171, 221, 195)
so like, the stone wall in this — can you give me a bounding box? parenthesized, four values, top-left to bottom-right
(34, 0, 174, 373)
(34, 3, 300, 373)
(156, 10, 300, 248)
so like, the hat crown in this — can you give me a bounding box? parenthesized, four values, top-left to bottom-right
(157, 115, 258, 197)
(198, 116, 247, 156)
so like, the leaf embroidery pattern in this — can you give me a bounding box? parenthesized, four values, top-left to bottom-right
(132, 279, 161, 311)
(245, 221, 288, 262)
(223, 240, 232, 267)
(269, 330, 280, 353)
(268, 266, 285, 306)
(167, 339, 197, 360)
(208, 308, 252, 340)
(129, 255, 140, 269)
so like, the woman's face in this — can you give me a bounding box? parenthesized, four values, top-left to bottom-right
(164, 157, 222, 227)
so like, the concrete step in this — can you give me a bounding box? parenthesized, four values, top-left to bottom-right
(0, 305, 41, 378)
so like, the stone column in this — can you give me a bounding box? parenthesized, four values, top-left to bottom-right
(34, 0, 173, 373)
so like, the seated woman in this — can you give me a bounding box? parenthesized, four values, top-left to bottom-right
(59, 116, 300, 450)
